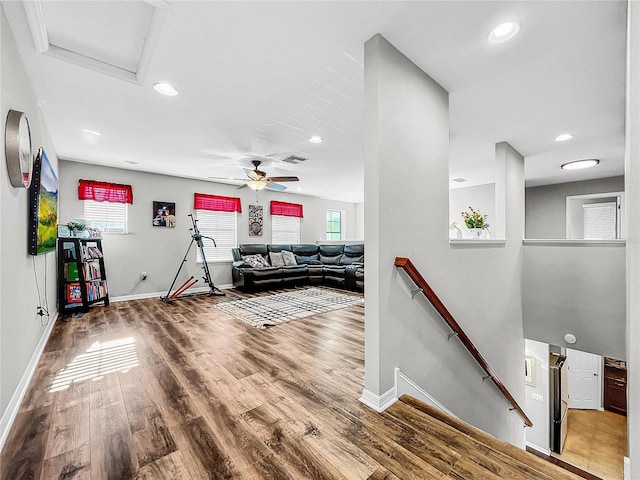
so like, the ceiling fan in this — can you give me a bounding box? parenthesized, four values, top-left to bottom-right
(209, 159, 299, 191)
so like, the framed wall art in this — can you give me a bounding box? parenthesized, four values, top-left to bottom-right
(249, 204, 263, 236)
(525, 355, 536, 386)
(153, 201, 176, 228)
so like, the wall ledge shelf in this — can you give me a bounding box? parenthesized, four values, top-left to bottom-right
(523, 239, 626, 247)
(449, 239, 506, 247)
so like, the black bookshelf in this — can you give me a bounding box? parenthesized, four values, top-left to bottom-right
(58, 237, 109, 314)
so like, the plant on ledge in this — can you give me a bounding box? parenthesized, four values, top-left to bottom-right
(461, 207, 489, 229)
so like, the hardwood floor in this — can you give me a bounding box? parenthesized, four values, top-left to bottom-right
(1, 287, 582, 479)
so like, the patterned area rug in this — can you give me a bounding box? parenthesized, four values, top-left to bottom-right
(215, 287, 364, 329)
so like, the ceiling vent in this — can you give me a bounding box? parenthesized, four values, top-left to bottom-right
(453, 177, 467, 183)
(282, 155, 308, 164)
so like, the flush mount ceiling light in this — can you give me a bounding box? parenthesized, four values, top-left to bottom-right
(488, 21, 520, 43)
(554, 133, 573, 142)
(308, 135, 323, 144)
(82, 128, 101, 136)
(561, 159, 600, 170)
(153, 82, 179, 96)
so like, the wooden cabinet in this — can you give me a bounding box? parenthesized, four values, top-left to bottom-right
(604, 357, 627, 416)
(58, 237, 109, 314)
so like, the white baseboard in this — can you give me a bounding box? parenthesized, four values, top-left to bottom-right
(110, 284, 233, 303)
(624, 456, 630, 480)
(394, 367, 457, 418)
(0, 311, 58, 453)
(359, 386, 397, 412)
(526, 441, 550, 456)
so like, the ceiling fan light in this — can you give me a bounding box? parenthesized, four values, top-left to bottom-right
(247, 180, 267, 191)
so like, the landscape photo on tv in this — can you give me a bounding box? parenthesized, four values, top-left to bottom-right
(28, 148, 58, 255)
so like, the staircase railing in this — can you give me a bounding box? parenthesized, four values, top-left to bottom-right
(394, 257, 533, 427)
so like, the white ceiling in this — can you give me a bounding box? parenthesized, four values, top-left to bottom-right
(2, 1, 627, 203)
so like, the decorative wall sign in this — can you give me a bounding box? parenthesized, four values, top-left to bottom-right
(5, 109, 33, 188)
(249, 204, 263, 236)
(28, 148, 58, 255)
(153, 201, 176, 228)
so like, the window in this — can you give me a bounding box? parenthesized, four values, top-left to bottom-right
(194, 193, 241, 262)
(78, 179, 133, 234)
(83, 200, 128, 234)
(326, 210, 343, 240)
(272, 215, 301, 244)
(566, 192, 624, 240)
(584, 202, 617, 239)
(195, 210, 237, 262)
(270, 201, 303, 244)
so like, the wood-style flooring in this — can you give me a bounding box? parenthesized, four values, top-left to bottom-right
(553, 409, 627, 480)
(1, 287, 583, 479)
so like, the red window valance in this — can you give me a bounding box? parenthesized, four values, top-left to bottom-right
(270, 200, 303, 218)
(78, 179, 133, 204)
(194, 193, 242, 213)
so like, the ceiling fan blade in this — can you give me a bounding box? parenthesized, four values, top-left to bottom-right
(266, 182, 287, 191)
(236, 183, 249, 189)
(266, 176, 299, 183)
(244, 168, 261, 180)
(209, 176, 248, 181)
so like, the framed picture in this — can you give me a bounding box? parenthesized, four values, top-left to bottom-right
(525, 355, 536, 386)
(28, 148, 58, 255)
(249, 204, 263, 236)
(153, 201, 176, 228)
(58, 225, 70, 238)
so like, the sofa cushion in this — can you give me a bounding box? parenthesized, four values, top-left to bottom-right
(269, 251, 286, 266)
(268, 244, 292, 253)
(239, 244, 268, 255)
(291, 244, 319, 256)
(320, 254, 342, 265)
(242, 254, 270, 268)
(295, 254, 322, 265)
(319, 245, 344, 256)
(340, 255, 363, 265)
(282, 250, 297, 266)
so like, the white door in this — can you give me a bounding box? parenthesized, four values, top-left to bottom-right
(566, 348, 602, 409)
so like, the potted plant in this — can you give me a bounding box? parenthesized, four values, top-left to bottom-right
(461, 207, 489, 239)
(67, 219, 87, 237)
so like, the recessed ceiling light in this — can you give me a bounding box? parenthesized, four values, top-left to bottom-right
(153, 82, 179, 96)
(82, 129, 101, 136)
(308, 135, 323, 144)
(561, 159, 599, 170)
(554, 133, 573, 142)
(488, 22, 520, 43)
(296, 187, 302, 192)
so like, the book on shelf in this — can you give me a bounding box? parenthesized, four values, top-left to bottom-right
(65, 262, 79, 282)
(86, 281, 108, 301)
(62, 242, 77, 260)
(82, 261, 101, 281)
(80, 244, 103, 261)
(66, 284, 83, 303)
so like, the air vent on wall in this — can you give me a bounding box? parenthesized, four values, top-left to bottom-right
(282, 155, 308, 164)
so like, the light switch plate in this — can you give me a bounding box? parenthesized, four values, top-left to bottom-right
(532, 392, 544, 402)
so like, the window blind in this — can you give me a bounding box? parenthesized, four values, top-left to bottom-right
(272, 215, 300, 244)
(195, 210, 237, 262)
(583, 202, 617, 239)
(84, 200, 128, 234)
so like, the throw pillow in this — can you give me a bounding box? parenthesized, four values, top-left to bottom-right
(281, 250, 297, 266)
(242, 254, 270, 268)
(269, 251, 286, 266)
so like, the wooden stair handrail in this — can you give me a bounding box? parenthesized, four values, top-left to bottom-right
(394, 257, 533, 427)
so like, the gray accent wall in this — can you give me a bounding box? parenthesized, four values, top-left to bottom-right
(525, 176, 624, 239)
(522, 244, 625, 359)
(59, 161, 358, 297)
(364, 34, 526, 446)
(0, 11, 59, 418)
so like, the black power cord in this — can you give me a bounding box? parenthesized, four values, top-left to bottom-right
(32, 256, 51, 326)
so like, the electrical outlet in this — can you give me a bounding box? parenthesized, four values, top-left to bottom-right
(140, 272, 147, 280)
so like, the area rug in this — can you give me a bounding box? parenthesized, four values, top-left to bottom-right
(215, 287, 363, 329)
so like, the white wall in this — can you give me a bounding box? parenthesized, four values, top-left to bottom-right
(0, 10, 59, 420)
(522, 244, 626, 360)
(449, 183, 495, 238)
(625, 1, 639, 476)
(364, 34, 526, 446)
(525, 176, 624, 239)
(355, 202, 364, 240)
(59, 161, 358, 297)
(524, 339, 550, 454)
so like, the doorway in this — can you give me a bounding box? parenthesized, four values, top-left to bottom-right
(566, 348, 601, 410)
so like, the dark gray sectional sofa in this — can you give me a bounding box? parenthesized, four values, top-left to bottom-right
(231, 243, 364, 292)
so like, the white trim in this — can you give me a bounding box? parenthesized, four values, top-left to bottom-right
(526, 441, 550, 456)
(23, 0, 49, 53)
(135, 4, 170, 84)
(110, 284, 233, 303)
(624, 456, 630, 480)
(395, 367, 457, 417)
(0, 311, 58, 452)
(523, 239, 625, 247)
(449, 239, 507, 246)
(359, 386, 397, 412)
